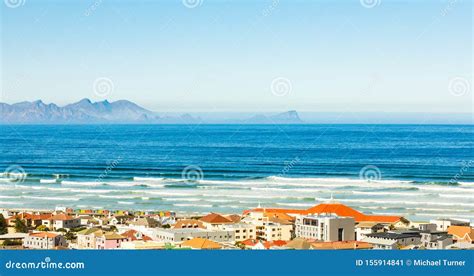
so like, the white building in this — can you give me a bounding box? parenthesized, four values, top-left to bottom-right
(152, 228, 235, 243)
(430, 218, 470, 231)
(295, 214, 355, 242)
(219, 223, 257, 242)
(362, 231, 421, 250)
(23, 232, 67, 249)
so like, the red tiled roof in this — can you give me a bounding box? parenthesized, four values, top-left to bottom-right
(244, 203, 402, 223)
(50, 213, 74, 221)
(199, 213, 233, 224)
(311, 241, 373, 250)
(30, 232, 59, 238)
(121, 229, 152, 241)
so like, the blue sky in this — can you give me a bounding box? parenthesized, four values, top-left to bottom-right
(1, 0, 472, 113)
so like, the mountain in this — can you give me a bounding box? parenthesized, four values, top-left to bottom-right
(244, 110, 304, 124)
(0, 99, 160, 124)
(0, 99, 303, 124)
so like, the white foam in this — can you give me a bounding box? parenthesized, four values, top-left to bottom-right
(40, 179, 57, 184)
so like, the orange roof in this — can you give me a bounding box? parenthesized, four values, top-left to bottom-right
(199, 213, 233, 224)
(264, 212, 295, 221)
(173, 219, 205, 229)
(244, 203, 402, 223)
(181, 238, 222, 249)
(50, 213, 74, 221)
(311, 241, 373, 250)
(241, 239, 259, 247)
(448, 226, 474, 241)
(226, 214, 242, 223)
(31, 214, 53, 220)
(121, 230, 152, 241)
(30, 232, 59, 238)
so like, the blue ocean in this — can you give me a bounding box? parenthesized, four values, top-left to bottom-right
(0, 124, 473, 222)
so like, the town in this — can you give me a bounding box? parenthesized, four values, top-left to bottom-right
(0, 199, 472, 250)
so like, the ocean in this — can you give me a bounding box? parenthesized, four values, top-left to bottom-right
(0, 124, 473, 222)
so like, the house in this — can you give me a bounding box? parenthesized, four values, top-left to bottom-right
(355, 222, 386, 241)
(447, 226, 474, 244)
(199, 213, 233, 229)
(23, 232, 67, 249)
(362, 230, 421, 250)
(44, 213, 80, 230)
(95, 232, 128, 249)
(180, 238, 222, 250)
(129, 217, 161, 228)
(76, 228, 102, 249)
(430, 218, 470, 231)
(420, 231, 453, 249)
(295, 214, 355, 242)
(243, 202, 409, 227)
(218, 223, 257, 242)
(311, 241, 373, 250)
(152, 228, 235, 243)
(173, 219, 205, 229)
(77, 215, 94, 226)
(240, 239, 288, 250)
(120, 229, 152, 241)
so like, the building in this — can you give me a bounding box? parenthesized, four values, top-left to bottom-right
(430, 218, 470, 231)
(241, 213, 293, 241)
(120, 229, 152, 241)
(362, 230, 421, 250)
(180, 238, 222, 250)
(355, 222, 386, 241)
(420, 231, 453, 249)
(95, 232, 128, 249)
(199, 213, 233, 229)
(219, 223, 257, 242)
(23, 232, 67, 249)
(447, 226, 474, 244)
(173, 219, 206, 229)
(152, 228, 235, 243)
(295, 214, 355, 242)
(76, 228, 102, 249)
(43, 213, 81, 230)
(244, 202, 409, 227)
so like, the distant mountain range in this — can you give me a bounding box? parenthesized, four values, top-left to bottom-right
(0, 99, 304, 124)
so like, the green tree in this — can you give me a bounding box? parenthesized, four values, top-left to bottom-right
(14, 218, 28, 233)
(36, 225, 49, 231)
(65, 231, 76, 241)
(0, 214, 7, 235)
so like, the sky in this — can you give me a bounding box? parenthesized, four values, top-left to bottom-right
(1, 0, 472, 114)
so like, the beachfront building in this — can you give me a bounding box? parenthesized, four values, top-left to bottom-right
(362, 230, 421, 250)
(152, 228, 235, 243)
(199, 213, 234, 229)
(420, 231, 453, 249)
(218, 223, 257, 242)
(23, 232, 67, 249)
(430, 218, 470, 231)
(243, 202, 409, 228)
(295, 214, 355, 242)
